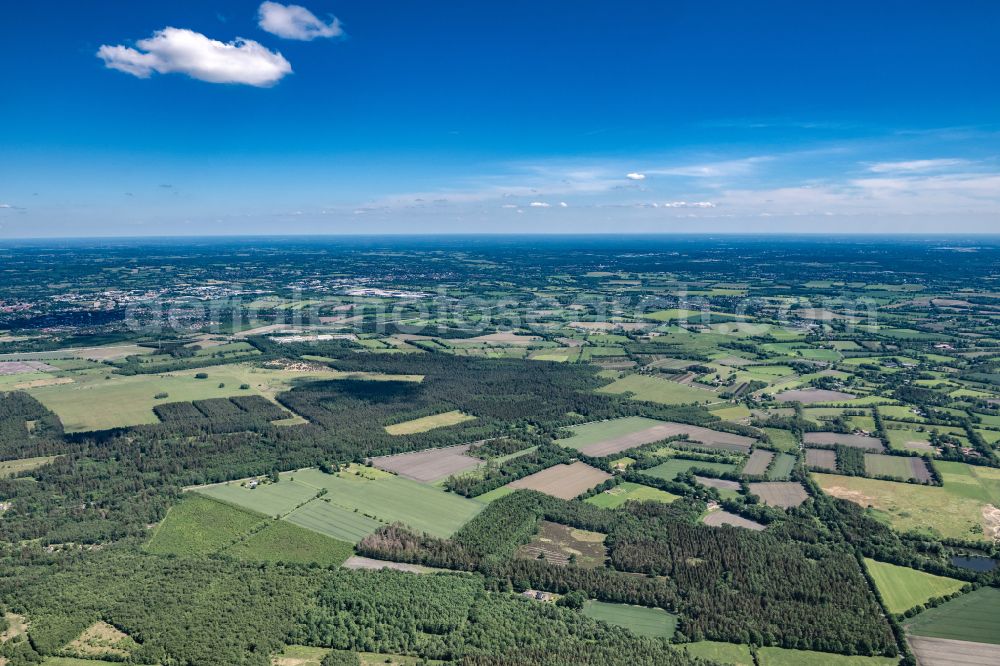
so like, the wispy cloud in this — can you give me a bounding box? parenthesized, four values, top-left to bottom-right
(97, 27, 292, 86)
(258, 2, 344, 41)
(626, 172, 645, 181)
(866, 158, 969, 173)
(646, 156, 772, 178)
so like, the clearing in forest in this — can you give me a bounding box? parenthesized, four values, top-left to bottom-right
(516, 520, 608, 567)
(506, 461, 611, 500)
(384, 410, 476, 435)
(584, 481, 679, 509)
(64, 621, 138, 660)
(581, 600, 677, 639)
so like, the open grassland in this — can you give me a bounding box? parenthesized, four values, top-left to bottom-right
(904, 586, 1000, 644)
(0, 455, 57, 478)
(584, 481, 679, 508)
(41, 659, 127, 666)
(597, 373, 719, 405)
(384, 410, 476, 435)
(224, 519, 354, 566)
(864, 558, 965, 614)
(146, 494, 265, 557)
(580, 600, 677, 638)
(681, 642, 753, 665)
(756, 647, 898, 665)
(26, 364, 343, 432)
(814, 464, 1000, 542)
(507, 461, 612, 500)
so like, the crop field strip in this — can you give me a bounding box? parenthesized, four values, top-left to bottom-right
(863, 558, 965, 614)
(370, 443, 483, 482)
(904, 586, 1000, 644)
(741, 449, 774, 476)
(558, 416, 756, 456)
(506, 461, 612, 499)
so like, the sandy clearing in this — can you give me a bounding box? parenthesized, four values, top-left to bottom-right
(342, 556, 428, 573)
(702, 510, 766, 531)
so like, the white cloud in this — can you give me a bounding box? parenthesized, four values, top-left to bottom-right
(559, 201, 569, 207)
(0, 204, 11, 209)
(258, 2, 343, 40)
(866, 158, 968, 173)
(529, 201, 551, 208)
(626, 172, 646, 180)
(648, 156, 771, 178)
(97, 27, 292, 86)
(662, 201, 716, 208)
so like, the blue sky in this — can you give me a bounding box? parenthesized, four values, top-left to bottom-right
(1, 1, 999, 236)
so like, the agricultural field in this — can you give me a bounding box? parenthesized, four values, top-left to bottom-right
(644, 457, 738, 481)
(864, 558, 965, 614)
(282, 498, 383, 542)
(371, 444, 482, 482)
(516, 520, 607, 567)
(747, 482, 809, 508)
(580, 601, 677, 638)
(863, 453, 933, 482)
(805, 448, 837, 471)
(762, 427, 798, 452)
(904, 586, 1000, 644)
(597, 373, 720, 406)
(584, 481, 679, 508)
(558, 416, 754, 456)
(774, 388, 857, 404)
(767, 453, 796, 480)
(803, 432, 885, 451)
(270, 645, 331, 666)
(384, 410, 476, 435)
(25, 364, 338, 432)
(506, 461, 612, 499)
(741, 449, 774, 476)
(755, 647, 898, 665)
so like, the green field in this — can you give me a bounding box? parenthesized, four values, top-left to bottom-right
(225, 519, 354, 566)
(904, 586, 1000, 644)
(584, 481, 679, 508)
(597, 373, 719, 405)
(283, 497, 384, 542)
(762, 428, 799, 452)
(864, 454, 921, 481)
(767, 453, 797, 480)
(197, 477, 320, 517)
(25, 364, 338, 432)
(580, 600, 677, 638)
(643, 457, 737, 481)
(558, 416, 666, 450)
(385, 409, 476, 435)
(864, 559, 965, 614)
(0, 455, 58, 478)
(269, 645, 331, 665)
(288, 468, 484, 537)
(813, 465, 1000, 541)
(146, 494, 266, 557)
(681, 642, 753, 665)
(644, 308, 705, 322)
(42, 659, 127, 666)
(756, 647, 898, 665)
